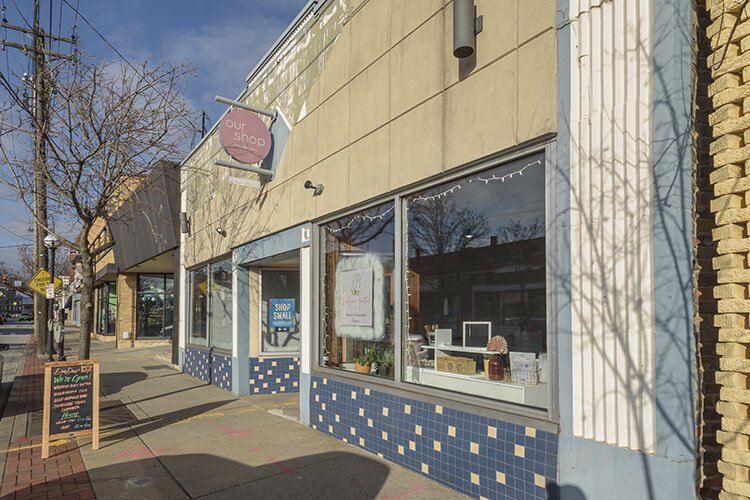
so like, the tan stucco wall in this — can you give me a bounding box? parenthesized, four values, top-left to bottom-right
(183, 0, 557, 267)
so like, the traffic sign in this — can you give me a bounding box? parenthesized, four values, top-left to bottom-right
(28, 269, 62, 297)
(46, 284, 55, 299)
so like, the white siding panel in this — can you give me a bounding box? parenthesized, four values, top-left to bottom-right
(568, 0, 655, 453)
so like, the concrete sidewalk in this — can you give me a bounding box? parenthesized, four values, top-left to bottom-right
(2, 335, 466, 499)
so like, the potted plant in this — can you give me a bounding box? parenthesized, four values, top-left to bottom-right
(376, 345, 395, 377)
(354, 345, 377, 374)
(485, 335, 508, 380)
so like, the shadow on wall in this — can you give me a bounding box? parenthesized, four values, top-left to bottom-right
(11, 452, 390, 499)
(547, 482, 586, 500)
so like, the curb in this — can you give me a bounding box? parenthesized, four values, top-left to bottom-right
(0, 337, 34, 487)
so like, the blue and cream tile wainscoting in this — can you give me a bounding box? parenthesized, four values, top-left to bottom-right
(309, 376, 558, 499)
(250, 356, 300, 394)
(184, 347, 209, 382)
(184, 347, 233, 391)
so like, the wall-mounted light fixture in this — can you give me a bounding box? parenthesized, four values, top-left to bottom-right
(453, 0, 483, 59)
(179, 212, 191, 234)
(304, 180, 324, 196)
(216, 227, 227, 237)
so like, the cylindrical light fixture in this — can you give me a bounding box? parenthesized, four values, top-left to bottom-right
(453, 0, 477, 58)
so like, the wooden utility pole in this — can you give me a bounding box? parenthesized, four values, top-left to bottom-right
(32, 0, 49, 354)
(1, 0, 74, 353)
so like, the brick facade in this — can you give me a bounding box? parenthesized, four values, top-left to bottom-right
(116, 273, 137, 348)
(697, 1, 722, 498)
(705, 1, 750, 498)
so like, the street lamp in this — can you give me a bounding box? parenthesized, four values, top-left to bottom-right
(43, 234, 60, 362)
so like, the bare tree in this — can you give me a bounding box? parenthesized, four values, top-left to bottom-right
(0, 58, 195, 358)
(17, 244, 67, 281)
(408, 197, 490, 255)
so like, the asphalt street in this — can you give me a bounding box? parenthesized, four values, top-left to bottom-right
(0, 318, 32, 413)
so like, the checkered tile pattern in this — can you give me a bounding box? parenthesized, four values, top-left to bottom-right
(249, 356, 300, 394)
(184, 347, 233, 391)
(211, 351, 232, 391)
(184, 347, 210, 383)
(309, 375, 557, 499)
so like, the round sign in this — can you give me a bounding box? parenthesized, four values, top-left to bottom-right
(218, 108, 272, 164)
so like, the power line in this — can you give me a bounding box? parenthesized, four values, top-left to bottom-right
(60, 0, 199, 134)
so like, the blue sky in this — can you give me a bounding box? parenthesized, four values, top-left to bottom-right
(0, 0, 308, 273)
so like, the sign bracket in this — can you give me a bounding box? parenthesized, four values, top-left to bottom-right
(215, 159, 275, 179)
(215, 95, 276, 119)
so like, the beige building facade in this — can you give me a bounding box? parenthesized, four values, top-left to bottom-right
(179, 1, 698, 498)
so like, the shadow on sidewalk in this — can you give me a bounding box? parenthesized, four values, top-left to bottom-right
(97, 400, 237, 447)
(12, 451, 391, 499)
(99, 371, 148, 396)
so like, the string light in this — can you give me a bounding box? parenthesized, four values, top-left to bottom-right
(324, 159, 542, 233)
(325, 205, 396, 234)
(320, 157, 543, 361)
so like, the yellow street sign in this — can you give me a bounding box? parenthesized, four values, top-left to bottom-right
(197, 280, 208, 297)
(28, 269, 62, 297)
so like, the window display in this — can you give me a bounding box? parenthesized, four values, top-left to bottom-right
(261, 269, 301, 354)
(320, 202, 395, 379)
(316, 153, 549, 409)
(403, 154, 548, 408)
(136, 274, 174, 338)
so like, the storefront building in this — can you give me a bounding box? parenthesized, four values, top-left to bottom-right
(89, 162, 181, 362)
(179, 0, 695, 498)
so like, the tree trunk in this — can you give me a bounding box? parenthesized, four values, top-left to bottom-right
(78, 249, 95, 359)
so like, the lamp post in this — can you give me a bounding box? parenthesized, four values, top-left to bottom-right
(43, 234, 60, 362)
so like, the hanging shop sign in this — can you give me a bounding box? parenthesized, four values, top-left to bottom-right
(269, 298, 296, 332)
(219, 108, 272, 164)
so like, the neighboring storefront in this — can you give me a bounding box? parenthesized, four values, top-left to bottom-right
(90, 161, 182, 363)
(179, 0, 696, 498)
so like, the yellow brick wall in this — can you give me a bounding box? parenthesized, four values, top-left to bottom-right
(116, 273, 136, 349)
(706, 1, 750, 498)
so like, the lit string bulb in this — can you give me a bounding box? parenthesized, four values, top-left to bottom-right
(325, 159, 542, 232)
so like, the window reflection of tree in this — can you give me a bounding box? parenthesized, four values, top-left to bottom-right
(407, 189, 546, 353)
(407, 196, 490, 341)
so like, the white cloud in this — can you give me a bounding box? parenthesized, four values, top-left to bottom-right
(161, 15, 293, 119)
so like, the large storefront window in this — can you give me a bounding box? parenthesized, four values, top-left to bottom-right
(321, 202, 395, 379)
(189, 267, 208, 346)
(403, 154, 547, 408)
(96, 282, 116, 335)
(261, 269, 300, 354)
(210, 258, 233, 351)
(137, 274, 174, 338)
(317, 153, 548, 409)
(188, 258, 232, 350)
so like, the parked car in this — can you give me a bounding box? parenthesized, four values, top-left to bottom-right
(19, 311, 32, 321)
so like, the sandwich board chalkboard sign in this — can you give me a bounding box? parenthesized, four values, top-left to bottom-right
(42, 359, 100, 459)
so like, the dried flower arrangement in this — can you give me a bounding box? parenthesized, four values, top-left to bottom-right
(486, 335, 508, 354)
